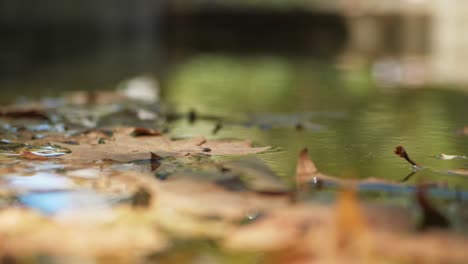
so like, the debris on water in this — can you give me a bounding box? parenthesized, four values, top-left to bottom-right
(202, 147, 212, 153)
(394, 145, 420, 168)
(436, 153, 467, 160)
(246, 113, 324, 131)
(131, 127, 161, 137)
(188, 109, 197, 124)
(296, 148, 318, 186)
(212, 122, 223, 135)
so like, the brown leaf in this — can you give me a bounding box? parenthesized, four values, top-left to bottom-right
(131, 127, 162, 137)
(1, 109, 49, 120)
(150, 152, 162, 171)
(55, 127, 270, 162)
(295, 148, 318, 185)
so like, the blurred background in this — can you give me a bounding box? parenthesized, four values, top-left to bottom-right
(1, 0, 467, 185)
(2, 0, 468, 94)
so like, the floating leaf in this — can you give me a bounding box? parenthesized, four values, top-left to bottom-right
(56, 127, 270, 162)
(435, 153, 467, 160)
(295, 148, 318, 185)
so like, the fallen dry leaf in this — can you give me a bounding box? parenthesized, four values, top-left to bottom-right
(131, 127, 162, 137)
(56, 127, 270, 162)
(296, 148, 318, 185)
(0, 207, 168, 258)
(0, 107, 49, 120)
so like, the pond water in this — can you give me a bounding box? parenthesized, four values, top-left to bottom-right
(2, 51, 468, 202)
(164, 54, 468, 197)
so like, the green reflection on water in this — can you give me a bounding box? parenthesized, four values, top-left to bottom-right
(165, 54, 468, 190)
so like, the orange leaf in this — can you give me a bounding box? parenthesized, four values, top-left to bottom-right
(295, 148, 318, 185)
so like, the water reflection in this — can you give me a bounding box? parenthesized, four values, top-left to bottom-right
(6, 172, 75, 192)
(19, 191, 110, 215)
